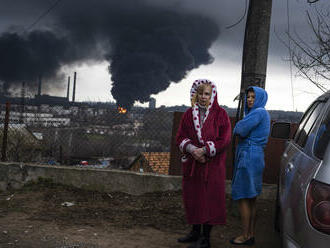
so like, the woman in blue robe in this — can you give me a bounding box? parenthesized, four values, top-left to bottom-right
(230, 86, 270, 246)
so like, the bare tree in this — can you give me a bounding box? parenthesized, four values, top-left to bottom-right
(288, 8, 330, 92)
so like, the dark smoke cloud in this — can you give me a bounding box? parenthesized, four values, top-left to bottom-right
(0, 31, 68, 88)
(0, 0, 219, 108)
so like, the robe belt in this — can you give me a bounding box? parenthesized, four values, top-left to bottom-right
(239, 139, 264, 147)
(204, 163, 209, 182)
(190, 160, 196, 177)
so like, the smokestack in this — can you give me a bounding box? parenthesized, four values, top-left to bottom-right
(38, 75, 42, 96)
(72, 72, 76, 102)
(20, 81, 26, 124)
(66, 76, 70, 101)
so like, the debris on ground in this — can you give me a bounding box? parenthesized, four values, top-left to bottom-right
(61, 202, 75, 207)
(0, 180, 280, 248)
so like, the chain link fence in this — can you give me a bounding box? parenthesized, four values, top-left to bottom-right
(0, 102, 174, 173)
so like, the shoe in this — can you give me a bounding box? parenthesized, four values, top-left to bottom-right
(187, 236, 210, 248)
(177, 231, 200, 243)
(229, 236, 255, 246)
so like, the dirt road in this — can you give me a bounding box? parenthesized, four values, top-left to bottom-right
(0, 179, 280, 247)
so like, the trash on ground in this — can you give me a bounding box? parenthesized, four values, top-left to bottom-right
(61, 202, 75, 207)
(6, 194, 14, 201)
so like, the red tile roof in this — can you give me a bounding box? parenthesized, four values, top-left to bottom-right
(141, 152, 170, 175)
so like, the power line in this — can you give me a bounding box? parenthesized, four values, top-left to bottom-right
(26, 0, 63, 31)
(226, 0, 248, 29)
(307, 0, 320, 4)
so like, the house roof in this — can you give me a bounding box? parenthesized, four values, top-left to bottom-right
(0, 124, 40, 144)
(141, 152, 170, 175)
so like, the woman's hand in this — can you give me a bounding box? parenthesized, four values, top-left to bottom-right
(197, 155, 206, 163)
(192, 148, 206, 163)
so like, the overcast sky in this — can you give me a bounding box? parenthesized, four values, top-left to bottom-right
(0, 0, 329, 111)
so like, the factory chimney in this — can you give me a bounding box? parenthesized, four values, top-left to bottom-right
(67, 76, 70, 101)
(37, 75, 42, 96)
(72, 72, 77, 102)
(20, 81, 26, 124)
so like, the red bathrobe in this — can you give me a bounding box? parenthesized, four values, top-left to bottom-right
(176, 79, 231, 225)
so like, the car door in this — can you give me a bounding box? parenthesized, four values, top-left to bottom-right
(280, 101, 325, 240)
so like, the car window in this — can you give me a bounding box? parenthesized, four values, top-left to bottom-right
(294, 102, 324, 148)
(314, 106, 330, 160)
(293, 102, 318, 142)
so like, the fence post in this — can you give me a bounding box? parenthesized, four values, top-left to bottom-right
(2, 102, 11, 161)
(59, 145, 63, 165)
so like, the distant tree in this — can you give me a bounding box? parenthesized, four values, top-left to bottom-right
(69, 130, 128, 160)
(288, 9, 330, 92)
(1, 128, 42, 162)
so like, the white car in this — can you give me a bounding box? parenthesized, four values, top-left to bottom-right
(272, 91, 330, 248)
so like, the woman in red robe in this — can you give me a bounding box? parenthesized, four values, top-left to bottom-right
(176, 79, 231, 248)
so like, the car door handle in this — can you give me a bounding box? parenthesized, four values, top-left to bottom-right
(287, 162, 294, 172)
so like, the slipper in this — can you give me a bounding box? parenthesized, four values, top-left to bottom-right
(229, 237, 255, 246)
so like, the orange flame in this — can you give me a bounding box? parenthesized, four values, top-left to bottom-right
(117, 106, 127, 114)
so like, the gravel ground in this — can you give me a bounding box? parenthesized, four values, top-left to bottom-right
(0, 179, 280, 247)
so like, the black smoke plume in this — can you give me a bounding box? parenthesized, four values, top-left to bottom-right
(0, 31, 70, 91)
(0, 0, 219, 108)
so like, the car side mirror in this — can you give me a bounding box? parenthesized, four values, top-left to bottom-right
(271, 122, 291, 139)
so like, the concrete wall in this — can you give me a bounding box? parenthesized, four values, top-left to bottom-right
(0, 162, 276, 200)
(0, 162, 181, 195)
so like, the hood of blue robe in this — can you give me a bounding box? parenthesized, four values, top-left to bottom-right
(244, 86, 268, 115)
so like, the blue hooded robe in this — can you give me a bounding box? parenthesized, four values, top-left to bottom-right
(231, 86, 270, 200)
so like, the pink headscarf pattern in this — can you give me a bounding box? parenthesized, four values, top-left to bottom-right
(178, 79, 218, 157)
(190, 79, 217, 147)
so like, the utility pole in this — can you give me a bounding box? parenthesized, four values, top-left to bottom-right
(231, 0, 273, 215)
(238, 0, 273, 118)
(1, 102, 10, 162)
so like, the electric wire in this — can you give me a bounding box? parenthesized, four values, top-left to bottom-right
(307, 0, 320, 4)
(226, 0, 248, 29)
(26, 0, 63, 31)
